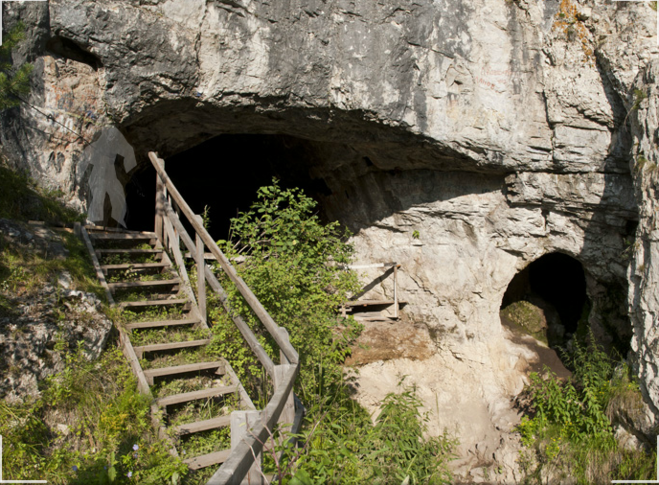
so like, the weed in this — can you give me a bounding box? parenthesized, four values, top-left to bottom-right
(517, 336, 657, 483)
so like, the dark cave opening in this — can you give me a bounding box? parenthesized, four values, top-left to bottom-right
(125, 134, 331, 240)
(500, 252, 589, 351)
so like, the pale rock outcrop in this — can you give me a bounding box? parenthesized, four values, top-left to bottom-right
(0, 0, 657, 480)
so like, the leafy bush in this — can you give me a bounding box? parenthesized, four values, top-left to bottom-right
(205, 181, 456, 483)
(0, 346, 187, 484)
(517, 337, 656, 484)
(210, 180, 362, 401)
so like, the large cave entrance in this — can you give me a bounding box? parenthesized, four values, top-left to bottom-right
(124, 134, 331, 240)
(500, 252, 590, 353)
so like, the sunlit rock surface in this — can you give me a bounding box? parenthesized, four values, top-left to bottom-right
(1, 0, 657, 480)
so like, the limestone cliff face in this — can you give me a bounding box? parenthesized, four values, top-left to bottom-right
(1, 0, 657, 480)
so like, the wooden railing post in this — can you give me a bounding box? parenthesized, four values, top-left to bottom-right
(154, 157, 165, 246)
(230, 411, 263, 485)
(275, 328, 295, 434)
(196, 215, 207, 324)
(394, 263, 399, 319)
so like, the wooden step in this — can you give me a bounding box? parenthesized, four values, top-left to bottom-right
(91, 232, 156, 240)
(108, 278, 180, 290)
(174, 415, 231, 436)
(102, 262, 169, 272)
(143, 361, 225, 381)
(354, 316, 399, 322)
(155, 385, 237, 407)
(125, 318, 198, 330)
(183, 449, 231, 471)
(133, 339, 210, 356)
(96, 248, 161, 255)
(118, 298, 188, 309)
(344, 299, 408, 307)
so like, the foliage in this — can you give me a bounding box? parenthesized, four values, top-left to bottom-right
(0, 22, 33, 110)
(270, 380, 455, 485)
(0, 346, 187, 484)
(0, 227, 104, 301)
(517, 337, 657, 484)
(0, 163, 82, 224)
(211, 180, 362, 400)
(205, 181, 456, 483)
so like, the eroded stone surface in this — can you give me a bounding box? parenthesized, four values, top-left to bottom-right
(0, 0, 657, 480)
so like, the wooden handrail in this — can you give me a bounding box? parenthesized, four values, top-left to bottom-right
(149, 152, 299, 484)
(163, 204, 276, 377)
(207, 364, 298, 485)
(149, 152, 299, 365)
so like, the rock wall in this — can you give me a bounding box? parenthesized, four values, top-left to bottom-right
(1, 0, 658, 480)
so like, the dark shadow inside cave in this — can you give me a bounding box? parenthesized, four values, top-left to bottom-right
(500, 252, 589, 354)
(124, 134, 331, 240)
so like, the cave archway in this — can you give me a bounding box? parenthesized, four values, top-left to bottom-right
(500, 252, 590, 351)
(124, 134, 332, 240)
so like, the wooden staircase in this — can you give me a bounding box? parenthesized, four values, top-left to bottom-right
(82, 226, 256, 472)
(80, 151, 301, 485)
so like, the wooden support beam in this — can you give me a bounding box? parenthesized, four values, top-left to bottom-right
(196, 215, 207, 325)
(207, 365, 298, 484)
(155, 158, 165, 244)
(230, 411, 263, 485)
(155, 385, 237, 407)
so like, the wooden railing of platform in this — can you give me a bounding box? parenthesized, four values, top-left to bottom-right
(149, 151, 300, 484)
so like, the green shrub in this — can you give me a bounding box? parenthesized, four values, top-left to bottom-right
(0, 345, 187, 484)
(517, 337, 656, 484)
(210, 179, 362, 401)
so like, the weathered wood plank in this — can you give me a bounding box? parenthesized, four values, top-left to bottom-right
(184, 449, 231, 471)
(101, 262, 168, 271)
(230, 411, 263, 484)
(118, 298, 188, 309)
(80, 226, 114, 305)
(196, 215, 207, 325)
(85, 225, 151, 235)
(108, 278, 180, 290)
(133, 338, 210, 354)
(155, 158, 165, 243)
(96, 248, 161, 254)
(156, 385, 237, 407)
(143, 361, 226, 380)
(344, 299, 408, 307)
(163, 209, 205, 327)
(125, 318, 198, 330)
(174, 415, 231, 436)
(91, 233, 156, 241)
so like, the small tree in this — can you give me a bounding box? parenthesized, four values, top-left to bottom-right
(0, 22, 33, 110)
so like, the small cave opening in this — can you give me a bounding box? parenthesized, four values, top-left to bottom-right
(500, 252, 589, 354)
(124, 134, 332, 240)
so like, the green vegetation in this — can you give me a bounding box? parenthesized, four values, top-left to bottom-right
(0, 346, 187, 484)
(284, 382, 455, 485)
(209, 180, 456, 483)
(0, 22, 33, 110)
(517, 337, 656, 484)
(0, 163, 81, 223)
(1, 167, 455, 484)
